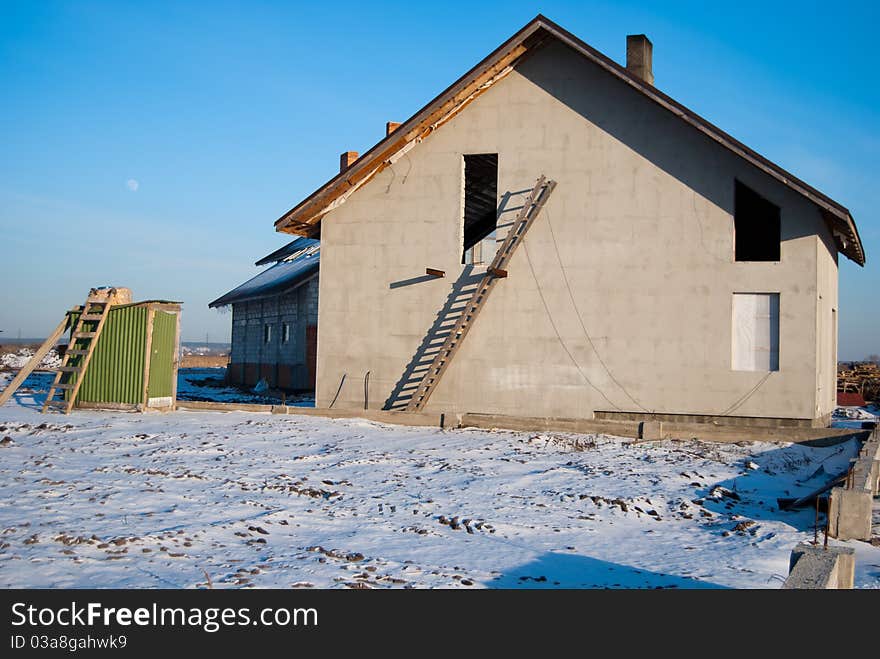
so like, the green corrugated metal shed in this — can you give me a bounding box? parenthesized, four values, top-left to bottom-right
(67, 300, 182, 411)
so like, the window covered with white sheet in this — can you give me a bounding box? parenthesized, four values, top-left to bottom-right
(732, 293, 779, 371)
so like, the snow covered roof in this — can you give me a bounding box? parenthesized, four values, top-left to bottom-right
(254, 236, 316, 266)
(209, 240, 319, 308)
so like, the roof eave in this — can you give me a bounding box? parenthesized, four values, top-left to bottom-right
(208, 266, 319, 309)
(274, 14, 866, 265)
(823, 209, 865, 266)
(274, 17, 548, 236)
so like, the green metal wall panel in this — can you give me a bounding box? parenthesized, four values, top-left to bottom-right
(67, 305, 148, 404)
(147, 311, 177, 399)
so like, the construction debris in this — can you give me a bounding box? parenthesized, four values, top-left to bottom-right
(837, 361, 880, 404)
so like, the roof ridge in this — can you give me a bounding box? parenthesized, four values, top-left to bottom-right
(273, 14, 864, 265)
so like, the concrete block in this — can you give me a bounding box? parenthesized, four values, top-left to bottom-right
(638, 421, 663, 441)
(851, 461, 877, 494)
(783, 543, 854, 589)
(827, 486, 873, 541)
(871, 459, 880, 495)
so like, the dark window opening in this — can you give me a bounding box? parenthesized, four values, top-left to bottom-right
(462, 153, 498, 264)
(734, 180, 781, 261)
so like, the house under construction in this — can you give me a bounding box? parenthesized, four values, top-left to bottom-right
(210, 238, 319, 391)
(269, 15, 863, 428)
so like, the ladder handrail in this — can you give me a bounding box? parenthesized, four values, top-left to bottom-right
(0, 314, 72, 407)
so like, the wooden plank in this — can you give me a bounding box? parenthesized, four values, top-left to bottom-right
(141, 307, 155, 408)
(176, 400, 275, 413)
(64, 300, 113, 413)
(778, 472, 847, 510)
(75, 401, 139, 411)
(170, 308, 181, 410)
(42, 311, 85, 412)
(51, 295, 114, 414)
(425, 268, 445, 278)
(487, 268, 508, 278)
(0, 314, 70, 407)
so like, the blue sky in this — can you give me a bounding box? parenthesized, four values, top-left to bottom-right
(0, 1, 877, 358)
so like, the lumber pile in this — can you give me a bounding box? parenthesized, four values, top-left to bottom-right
(837, 361, 880, 403)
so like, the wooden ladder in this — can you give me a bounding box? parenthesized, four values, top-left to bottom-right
(42, 294, 114, 414)
(405, 175, 556, 412)
(0, 314, 73, 408)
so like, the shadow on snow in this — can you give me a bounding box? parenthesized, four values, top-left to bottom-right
(489, 551, 727, 589)
(692, 436, 863, 533)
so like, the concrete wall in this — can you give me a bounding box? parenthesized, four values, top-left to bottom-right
(228, 274, 318, 390)
(828, 429, 880, 540)
(315, 40, 838, 423)
(816, 229, 839, 420)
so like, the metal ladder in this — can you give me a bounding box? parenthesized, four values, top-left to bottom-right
(42, 292, 114, 414)
(405, 175, 556, 412)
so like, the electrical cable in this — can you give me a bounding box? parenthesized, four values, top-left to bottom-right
(521, 238, 622, 411)
(718, 371, 773, 417)
(545, 210, 652, 412)
(328, 373, 346, 409)
(543, 206, 773, 419)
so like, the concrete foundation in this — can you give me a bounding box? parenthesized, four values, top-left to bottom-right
(176, 400, 446, 427)
(827, 428, 880, 541)
(458, 412, 863, 445)
(174, 401, 865, 445)
(638, 421, 663, 441)
(783, 543, 854, 589)
(596, 410, 832, 429)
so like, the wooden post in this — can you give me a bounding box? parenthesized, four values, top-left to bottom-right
(0, 313, 71, 407)
(171, 306, 181, 410)
(141, 306, 155, 411)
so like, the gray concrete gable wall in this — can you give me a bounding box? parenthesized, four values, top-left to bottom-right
(315, 40, 834, 422)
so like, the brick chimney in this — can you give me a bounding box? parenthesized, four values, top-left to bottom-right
(339, 151, 358, 173)
(626, 34, 653, 85)
(386, 121, 401, 136)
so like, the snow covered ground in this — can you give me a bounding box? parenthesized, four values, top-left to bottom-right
(177, 368, 314, 406)
(0, 347, 61, 371)
(0, 373, 878, 589)
(832, 405, 878, 429)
